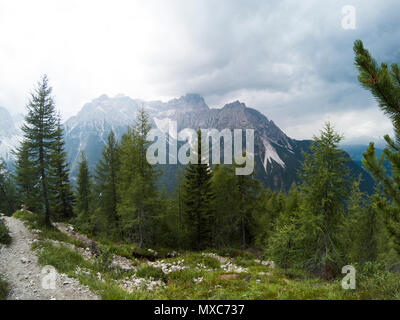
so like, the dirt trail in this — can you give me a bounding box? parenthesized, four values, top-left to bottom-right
(0, 215, 99, 300)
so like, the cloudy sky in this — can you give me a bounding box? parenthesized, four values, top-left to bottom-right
(0, 0, 399, 143)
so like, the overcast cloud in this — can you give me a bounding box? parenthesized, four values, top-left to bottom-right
(0, 0, 398, 143)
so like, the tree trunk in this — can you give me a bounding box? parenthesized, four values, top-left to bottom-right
(41, 168, 50, 226)
(241, 217, 246, 250)
(138, 207, 143, 248)
(39, 141, 50, 226)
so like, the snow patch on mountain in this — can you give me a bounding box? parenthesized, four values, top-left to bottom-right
(262, 139, 286, 171)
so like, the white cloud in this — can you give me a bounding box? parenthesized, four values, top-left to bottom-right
(0, 0, 398, 141)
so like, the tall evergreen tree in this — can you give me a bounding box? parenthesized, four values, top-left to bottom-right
(354, 40, 400, 255)
(182, 129, 215, 250)
(14, 140, 41, 212)
(20, 75, 58, 225)
(49, 117, 74, 220)
(296, 123, 350, 277)
(117, 108, 160, 247)
(94, 130, 120, 237)
(75, 151, 92, 217)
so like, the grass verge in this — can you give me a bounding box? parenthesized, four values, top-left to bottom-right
(12, 210, 400, 300)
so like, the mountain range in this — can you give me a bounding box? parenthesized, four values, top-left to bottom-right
(0, 94, 375, 193)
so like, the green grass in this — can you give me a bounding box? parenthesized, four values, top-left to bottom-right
(13, 211, 400, 300)
(0, 219, 11, 245)
(13, 211, 86, 248)
(136, 265, 166, 281)
(0, 275, 9, 300)
(31, 238, 400, 300)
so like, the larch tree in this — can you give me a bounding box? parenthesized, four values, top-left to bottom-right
(117, 108, 160, 247)
(94, 130, 120, 237)
(296, 122, 350, 278)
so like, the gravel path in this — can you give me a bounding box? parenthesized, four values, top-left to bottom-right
(0, 215, 100, 300)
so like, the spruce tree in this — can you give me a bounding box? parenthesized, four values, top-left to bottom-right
(94, 130, 120, 237)
(49, 117, 74, 220)
(353, 40, 400, 255)
(182, 129, 215, 250)
(76, 151, 92, 217)
(20, 75, 58, 225)
(14, 140, 41, 212)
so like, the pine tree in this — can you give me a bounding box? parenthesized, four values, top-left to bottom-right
(296, 123, 350, 277)
(20, 75, 58, 225)
(182, 129, 215, 250)
(94, 130, 120, 237)
(49, 117, 74, 220)
(75, 151, 92, 217)
(117, 108, 160, 247)
(353, 40, 400, 255)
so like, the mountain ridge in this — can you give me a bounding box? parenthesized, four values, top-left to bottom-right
(0, 94, 375, 193)
(61, 94, 375, 192)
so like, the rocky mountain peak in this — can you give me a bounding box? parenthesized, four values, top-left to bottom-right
(223, 100, 247, 110)
(166, 93, 209, 112)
